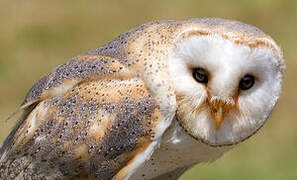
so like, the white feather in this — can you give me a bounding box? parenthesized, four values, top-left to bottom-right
(168, 34, 283, 145)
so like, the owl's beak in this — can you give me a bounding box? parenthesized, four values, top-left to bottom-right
(213, 106, 224, 130)
(209, 100, 233, 130)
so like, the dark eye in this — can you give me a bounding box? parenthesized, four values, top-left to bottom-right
(239, 74, 255, 90)
(193, 68, 208, 84)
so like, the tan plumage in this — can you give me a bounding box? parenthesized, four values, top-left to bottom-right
(0, 18, 284, 179)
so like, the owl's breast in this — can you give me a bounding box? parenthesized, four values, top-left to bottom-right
(130, 118, 232, 179)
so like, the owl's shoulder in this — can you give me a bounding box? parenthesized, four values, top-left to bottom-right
(21, 54, 134, 108)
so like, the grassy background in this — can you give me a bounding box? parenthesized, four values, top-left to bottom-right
(0, 0, 296, 179)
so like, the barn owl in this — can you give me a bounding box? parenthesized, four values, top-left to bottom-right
(0, 18, 285, 180)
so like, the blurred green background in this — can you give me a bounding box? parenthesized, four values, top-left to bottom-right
(0, 0, 296, 179)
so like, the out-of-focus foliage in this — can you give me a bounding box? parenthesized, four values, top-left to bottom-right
(0, 0, 296, 179)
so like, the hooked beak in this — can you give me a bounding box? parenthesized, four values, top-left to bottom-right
(209, 98, 234, 130)
(213, 105, 224, 129)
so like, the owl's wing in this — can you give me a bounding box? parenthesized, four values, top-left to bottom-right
(0, 55, 165, 180)
(20, 54, 134, 109)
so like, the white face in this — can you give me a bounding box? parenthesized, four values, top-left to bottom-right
(169, 35, 283, 146)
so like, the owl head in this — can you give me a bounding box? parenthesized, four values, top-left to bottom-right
(169, 18, 285, 147)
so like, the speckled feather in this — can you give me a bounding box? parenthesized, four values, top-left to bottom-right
(0, 18, 284, 180)
(1, 78, 161, 179)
